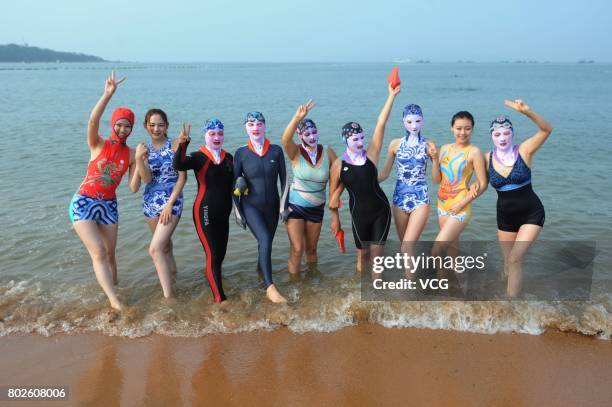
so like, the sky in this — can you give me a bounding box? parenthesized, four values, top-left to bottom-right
(2, 0, 611, 62)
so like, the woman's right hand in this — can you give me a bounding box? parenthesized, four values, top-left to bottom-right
(330, 215, 341, 236)
(427, 142, 438, 161)
(135, 143, 148, 161)
(295, 99, 315, 121)
(179, 123, 191, 144)
(104, 70, 126, 95)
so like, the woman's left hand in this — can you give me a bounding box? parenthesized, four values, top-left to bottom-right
(159, 205, 173, 225)
(448, 202, 464, 216)
(468, 183, 479, 199)
(388, 84, 401, 96)
(504, 99, 531, 114)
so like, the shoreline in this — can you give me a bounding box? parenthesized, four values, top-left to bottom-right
(1, 325, 611, 406)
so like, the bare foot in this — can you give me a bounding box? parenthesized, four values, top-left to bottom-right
(109, 299, 124, 312)
(266, 285, 287, 304)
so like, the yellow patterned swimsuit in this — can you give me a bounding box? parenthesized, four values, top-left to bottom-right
(437, 144, 474, 223)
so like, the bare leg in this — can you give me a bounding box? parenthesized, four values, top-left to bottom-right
(304, 221, 323, 265)
(98, 223, 119, 285)
(73, 221, 123, 310)
(146, 216, 180, 298)
(434, 216, 467, 243)
(286, 218, 305, 275)
(497, 230, 518, 278)
(369, 244, 385, 280)
(392, 205, 409, 241)
(400, 204, 430, 275)
(505, 225, 542, 298)
(147, 220, 177, 277)
(356, 248, 370, 274)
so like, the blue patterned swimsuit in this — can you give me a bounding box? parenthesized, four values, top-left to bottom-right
(143, 139, 183, 218)
(392, 135, 430, 212)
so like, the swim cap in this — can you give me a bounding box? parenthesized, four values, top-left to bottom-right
(402, 104, 423, 118)
(204, 118, 224, 132)
(341, 122, 363, 144)
(245, 111, 266, 124)
(111, 107, 135, 143)
(489, 116, 513, 133)
(297, 118, 317, 134)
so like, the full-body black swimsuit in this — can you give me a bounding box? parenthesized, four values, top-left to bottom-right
(340, 158, 391, 248)
(174, 143, 234, 302)
(232, 141, 289, 287)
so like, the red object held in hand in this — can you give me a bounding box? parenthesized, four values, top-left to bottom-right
(336, 228, 346, 254)
(387, 66, 401, 89)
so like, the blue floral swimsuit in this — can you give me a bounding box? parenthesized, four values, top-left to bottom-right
(392, 135, 430, 212)
(143, 139, 183, 218)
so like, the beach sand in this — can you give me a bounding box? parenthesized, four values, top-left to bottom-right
(1, 325, 611, 406)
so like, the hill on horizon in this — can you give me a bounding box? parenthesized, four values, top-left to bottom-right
(0, 44, 106, 63)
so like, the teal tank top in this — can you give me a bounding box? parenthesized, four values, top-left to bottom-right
(288, 146, 329, 207)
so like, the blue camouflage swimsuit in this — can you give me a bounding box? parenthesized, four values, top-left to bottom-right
(143, 139, 183, 218)
(392, 135, 429, 212)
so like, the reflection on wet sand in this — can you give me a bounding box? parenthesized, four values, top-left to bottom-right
(75, 337, 123, 407)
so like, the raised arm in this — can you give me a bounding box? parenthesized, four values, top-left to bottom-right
(88, 71, 125, 151)
(368, 84, 401, 166)
(505, 99, 553, 160)
(172, 123, 197, 171)
(282, 100, 315, 161)
(378, 138, 400, 182)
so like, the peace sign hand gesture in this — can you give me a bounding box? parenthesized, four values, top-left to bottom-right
(504, 99, 531, 114)
(295, 99, 316, 121)
(104, 70, 126, 95)
(179, 123, 191, 145)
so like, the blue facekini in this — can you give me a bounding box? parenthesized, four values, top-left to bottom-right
(245, 111, 266, 124)
(403, 104, 423, 118)
(204, 118, 224, 132)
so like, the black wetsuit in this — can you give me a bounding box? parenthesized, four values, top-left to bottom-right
(489, 152, 545, 232)
(174, 143, 234, 302)
(233, 141, 289, 287)
(340, 158, 391, 249)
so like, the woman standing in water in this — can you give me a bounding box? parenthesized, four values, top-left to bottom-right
(281, 100, 338, 275)
(233, 112, 290, 303)
(378, 103, 437, 251)
(173, 119, 234, 303)
(486, 100, 552, 297)
(430, 111, 487, 250)
(130, 109, 186, 299)
(329, 84, 400, 272)
(69, 71, 135, 311)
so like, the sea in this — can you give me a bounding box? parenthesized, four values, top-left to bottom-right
(0, 62, 610, 339)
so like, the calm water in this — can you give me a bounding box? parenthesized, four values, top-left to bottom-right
(0, 62, 610, 338)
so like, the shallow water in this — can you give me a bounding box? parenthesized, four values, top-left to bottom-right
(0, 62, 611, 338)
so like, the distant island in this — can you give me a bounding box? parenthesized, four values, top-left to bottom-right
(0, 44, 106, 63)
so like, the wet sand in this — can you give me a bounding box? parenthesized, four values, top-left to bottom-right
(1, 326, 611, 406)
